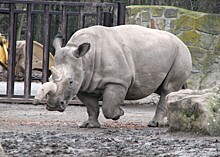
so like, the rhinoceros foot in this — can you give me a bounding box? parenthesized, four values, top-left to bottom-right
(79, 120, 101, 128)
(112, 108, 124, 120)
(148, 119, 168, 127)
(148, 120, 159, 127)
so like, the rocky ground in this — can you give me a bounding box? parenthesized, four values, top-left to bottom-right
(0, 103, 220, 157)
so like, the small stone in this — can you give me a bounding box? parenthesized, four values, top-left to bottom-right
(156, 19, 166, 30)
(199, 33, 217, 50)
(164, 8, 178, 18)
(151, 7, 164, 17)
(141, 11, 151, 22)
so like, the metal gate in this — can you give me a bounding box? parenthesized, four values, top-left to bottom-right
(0, 0, 125, 103)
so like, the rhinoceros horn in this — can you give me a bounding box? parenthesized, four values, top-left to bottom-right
(33, 82, 57, 105)
(51, 66, 62, 81)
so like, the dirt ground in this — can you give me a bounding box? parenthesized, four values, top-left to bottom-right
(0, 103, 220, 157)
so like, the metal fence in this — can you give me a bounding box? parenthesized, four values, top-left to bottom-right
(0, 0, 125, 103)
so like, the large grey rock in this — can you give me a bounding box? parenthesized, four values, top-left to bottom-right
(167, 83, 220, 136)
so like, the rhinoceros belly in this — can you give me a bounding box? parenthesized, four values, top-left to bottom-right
(125, 72, 167, 100)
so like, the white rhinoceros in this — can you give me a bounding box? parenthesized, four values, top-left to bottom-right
(34, 25, 192, 128)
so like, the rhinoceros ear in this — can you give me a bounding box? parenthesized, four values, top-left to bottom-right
(74, 43, 90, 58)
(53, 34, 63, 51)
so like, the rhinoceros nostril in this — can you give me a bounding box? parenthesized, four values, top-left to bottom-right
(60, 100, 67, 108)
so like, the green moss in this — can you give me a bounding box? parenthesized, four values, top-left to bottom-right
(127, 5, 205, 17)
(170, 19, 177, 29)
(151, 7, 164, 17)
(175, 15, 196, 30)
(126, 5, 153, 15)
(214, 38, 220, 55)
(202, 53, 216, 72)
(188, 46, 207, 58)
(183, 107, 200, 120)
(204, 95, 220, 136)
(178, 30, 202, 47)
(196, 15, 220, 35)
(141, 11, 151, 22)
(178, 8, 205, 18)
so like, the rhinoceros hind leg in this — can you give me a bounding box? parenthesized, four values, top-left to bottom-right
(148, 92, 168, 127)
(148, 56, 191, 127)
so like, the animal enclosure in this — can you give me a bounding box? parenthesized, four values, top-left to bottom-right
(0, 0, 125, 103)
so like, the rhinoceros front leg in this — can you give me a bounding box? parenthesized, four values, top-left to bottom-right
(77, 93, 101, 128)
(102, 84, 125, 120)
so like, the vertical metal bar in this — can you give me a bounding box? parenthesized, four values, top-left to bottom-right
(117, 2, 125, 25)
(96, 6, 101, 25)
(24, 3, 34, 99)
(111, 5, 117, 26)
(42, 4, 51, 83)
(82, 15, 85, 28)
(7, 3, 17, 98)
(61, 5, 68, 46)
(103, 12, 112, 27)
(78, 6, 84, 29)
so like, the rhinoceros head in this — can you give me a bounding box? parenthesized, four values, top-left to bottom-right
(34, 37, 90, 112)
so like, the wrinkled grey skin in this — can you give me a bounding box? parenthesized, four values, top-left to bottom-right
(34, 25, 192, 128)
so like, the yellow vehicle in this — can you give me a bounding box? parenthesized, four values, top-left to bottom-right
(0, 34, 8, 69)
(0, 34, 54, 78)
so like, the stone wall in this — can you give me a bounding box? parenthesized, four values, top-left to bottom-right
(126, 6, 220, 90)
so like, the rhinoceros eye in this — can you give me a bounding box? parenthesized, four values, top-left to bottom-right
(69, 81, 73, 85)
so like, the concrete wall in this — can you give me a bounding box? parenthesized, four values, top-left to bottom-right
(126, 6, 220, 90)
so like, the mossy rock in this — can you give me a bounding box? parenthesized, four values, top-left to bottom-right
(187, 73, 202, 90)
(126, 16, 136, 24)
(169, 20, 180, 35)
(156, 19, 166, 30)
(175, 15, 196, 31)
(200, 72, 220, 89)
(202, 53, 218, 73)
(167, 84, 220, 136)
(199, 33, 218, 50)
(126, 6, 150, 16)
(164, 8, 178, 18)
(141, 11, 151, 22)
(151, 7, 164, 17)
(196, 15, 220, 35)
(178, 30, 202, 47)
(178, 8, 205, 18)
(214, 38, 220, 55)
(188, 46, 207, 59)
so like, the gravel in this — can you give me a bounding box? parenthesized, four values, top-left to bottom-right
(0, 104, 220, 157)
(1, 128, 220, 157)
